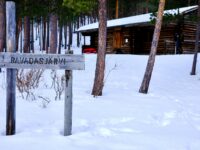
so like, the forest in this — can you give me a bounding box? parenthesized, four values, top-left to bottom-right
(0, 0, 199, 54)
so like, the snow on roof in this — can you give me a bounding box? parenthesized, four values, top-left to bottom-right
(77, 5, 197, 32)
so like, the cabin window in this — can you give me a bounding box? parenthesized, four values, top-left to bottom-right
(125, 38, 129, 44)
(123, 37, 129, 46)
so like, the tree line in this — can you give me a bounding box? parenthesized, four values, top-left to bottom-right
(0, 0, 199, 96)
(0, 0, 98, 54)
(0, 0, 197, 54)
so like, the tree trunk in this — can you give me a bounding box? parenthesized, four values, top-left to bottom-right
(139, 0, 165, 94)
(64, 24, 67, 49)
(0, 0, 5, 52)
(58, 24, 63, 54)
(30, 19, 34, 53)
(115, 0, 119, 19)
(92, 0, 107, 96)
(77, 18, 80, 47)
(42, 17, 46, 51)
(35, 23, 38, 40)
(23, 16, 30, 53)
(68, 22, 72, 51)
(20, 18, 23, 53)
(50, 14, 57, 54)
(190, 0, 200, 75)
(46, 16, 50, 53)
(146, 0, 149, 13)
(188, 0, 191, 6)
(16, 18, 22, 52)
(39, 20, 41, 51)
(41, 17, 43, 51)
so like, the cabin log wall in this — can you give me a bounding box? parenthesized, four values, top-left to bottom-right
(85, 22, 199, 54)
(182, 21, 199, 53)
(158, 25, 176, 54)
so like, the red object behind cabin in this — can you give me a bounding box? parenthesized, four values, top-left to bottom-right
(83, 48, 97, 53)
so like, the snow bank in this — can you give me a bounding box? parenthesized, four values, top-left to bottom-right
(0, 53, 200, 150)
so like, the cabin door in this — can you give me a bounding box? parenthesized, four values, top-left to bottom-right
(134, 29, 144, 54)
(134, 28, 153, 54)
(113, 28, 122, 52)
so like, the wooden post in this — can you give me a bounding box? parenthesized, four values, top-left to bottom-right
(64, 50, 73, 136)
(6, 1, 16, 135)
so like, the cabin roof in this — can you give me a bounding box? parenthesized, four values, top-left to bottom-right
(77, 5, 197, 33)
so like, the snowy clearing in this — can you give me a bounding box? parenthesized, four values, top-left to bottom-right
(0, 52, 200, 150)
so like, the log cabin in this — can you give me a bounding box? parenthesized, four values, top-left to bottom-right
(77, 5, 199, 54)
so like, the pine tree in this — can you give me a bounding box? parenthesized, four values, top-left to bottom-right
(0, 0, 5, 52)
(139, 0, 166, 94)
(92, 0, 107, 96)
(191, 0, 200, 75)
(23, 16, 30, 53)
(49, 13, 58, 54)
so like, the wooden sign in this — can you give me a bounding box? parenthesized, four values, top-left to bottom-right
(4, 1, 85, 136)
(0, 52, 85, 70)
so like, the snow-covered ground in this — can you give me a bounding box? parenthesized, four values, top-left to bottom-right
(0, 52, 200, 150)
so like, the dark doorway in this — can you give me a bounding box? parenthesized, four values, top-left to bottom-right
(134, 28, 144, 54)
(134, 27, 153, 54)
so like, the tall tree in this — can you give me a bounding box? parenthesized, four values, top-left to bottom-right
(49, 13, 58, 54)
(23, 16, 30, 53)
(191, 0, 200, 75)
(16, 18, 22, 52)
(92, 0, 107, 96)
(58, 23, 63, 54)
(139, 0, 166, 94)
(146, 0, 149, 13)
(30, 19, 34, 52)
(42, 17, 46, 51)
(76, 17, 80, 47)
(49, 0, 60, 54)
(68, 22, 72, 50)
(46, 16, 50, 52)
(0, 0, 5, 52)
(23, 0, 30, 53)
(115, 0, 119, 18)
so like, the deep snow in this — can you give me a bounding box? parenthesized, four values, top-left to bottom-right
(0, 52, 200, 150)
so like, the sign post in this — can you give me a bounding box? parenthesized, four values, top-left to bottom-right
(2, 1, 85, 136)
(64, 50, 73, 136)
(6, 1, 16, 135)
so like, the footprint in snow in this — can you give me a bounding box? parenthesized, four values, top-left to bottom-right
(161, 111, 177, 126)
(152, 111, 177, 127)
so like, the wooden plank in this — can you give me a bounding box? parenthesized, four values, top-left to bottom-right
(0, 52, 85, 70)
(64, 70, 72, 136)
(6, 1, 16, 136)
(64, 50, 73, 136)
(6, 69, 16, 135)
